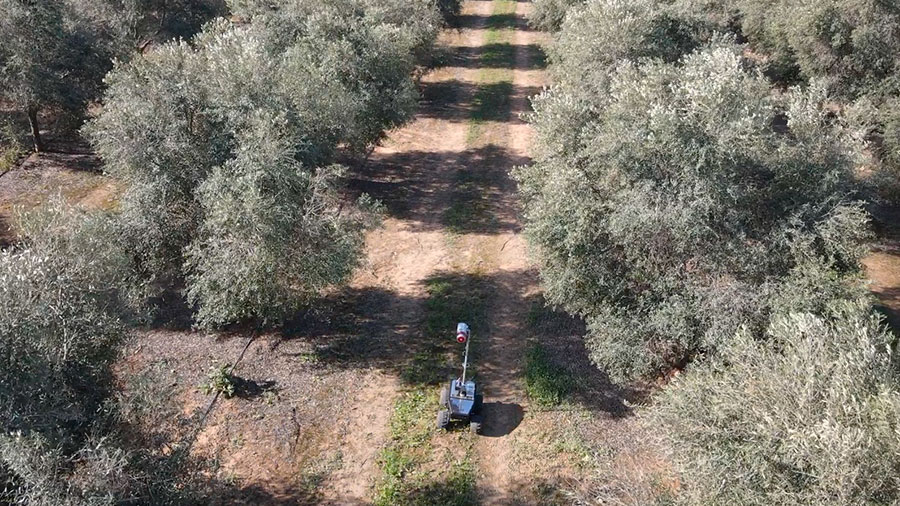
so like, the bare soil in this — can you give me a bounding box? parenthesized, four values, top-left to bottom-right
(0, 139, 117, 245)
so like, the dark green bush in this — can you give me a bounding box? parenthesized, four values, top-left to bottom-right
(524, 344, 572, 407)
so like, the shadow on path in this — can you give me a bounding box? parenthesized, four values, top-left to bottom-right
(452, 43, 547, 70)
(348, 144, 529, 234)
(419, 80, 542, 123)
(480, 402, 524, 437)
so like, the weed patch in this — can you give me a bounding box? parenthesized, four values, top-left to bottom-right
(443, 162, 500, 234)
(402, 274, 488, 384)
(373, 390, 437, 505)
(379, 273, 488, 503)
(200, 364, 236, 398)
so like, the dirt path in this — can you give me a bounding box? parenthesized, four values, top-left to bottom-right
(317, 1, 499, 501)
(324, 0, 552, 502)
(467, 1, 549, 503)
(864, 206, 900, 331)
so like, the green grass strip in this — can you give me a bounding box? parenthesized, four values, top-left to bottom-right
(524, 343, 573, 408)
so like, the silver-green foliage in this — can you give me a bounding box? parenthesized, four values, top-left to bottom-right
(650, 302, 900, 504)
(734, 0, 900, 202)
(546, 0, 709, 89)
(0, 201, 129, 439)
(738, 0, 900, 99)
(517, 38, 865, 381)
(0, 201, 136, 505)
(0, 0, 116, 150)
(184, 117, 378, 327)
(88, 1, 434, 327)
(528, 0, 584, 31)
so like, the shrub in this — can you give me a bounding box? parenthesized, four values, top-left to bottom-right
(517, 43, 865, 381)
(0, 201, 137, 504)
(200, 364, 236, 398)
(548, 0, 704, 76)
(0, 201, 130, 439)
(0, 120, 24, 175)
(649, 303, 900, 504)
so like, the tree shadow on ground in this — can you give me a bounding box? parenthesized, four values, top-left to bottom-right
(146, 284, 196, 330)
(347, 144, 530, 234)
(276, 268, 635, 420)
(456, 13, 532, 31)
(419, 80, 542, 123)
(0, 213, 13, 249)
(523, 294, 644, 416)
(870, 202, 900, 241)
(867, 203, 900, 334)
(452, 43, 547, 71)
(209, 482, 326, 505)
(874, 290, 900, 335)
(386, 479, 478, 506)
(16, 133, 102, 172)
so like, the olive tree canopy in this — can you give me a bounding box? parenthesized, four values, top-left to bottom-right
(517, 39, 866, 381)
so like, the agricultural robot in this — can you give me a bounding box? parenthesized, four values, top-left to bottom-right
(437, 322, 484, 434)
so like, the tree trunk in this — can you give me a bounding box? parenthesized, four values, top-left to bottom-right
(27, 106, 44, 153)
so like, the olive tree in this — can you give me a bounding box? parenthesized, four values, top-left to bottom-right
(184, 118, 378, 328)
(738, 0, 900, 98)
(88, 2, 435, 327)
(67, 0, 226, 55)
(0, 200, 212, 505)
(528, 0, 584, 31)
(0, 0, 105, 151)
(85, 42, 217, 302)
(545, 0, 708, 88)
(0, 200, 130, 503)
(649, 301, 900, 505)
(517, 43, 865, 381)
(0, 202, 130, 438)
